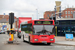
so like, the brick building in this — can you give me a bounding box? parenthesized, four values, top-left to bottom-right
(62, 8, 75, 18)
(44, 11, 56, 19)
(0, 15, 18, 30)
(44, 8, 75, 19)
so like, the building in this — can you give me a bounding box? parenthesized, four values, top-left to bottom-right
(73, 12, 75, 18)
(44, 11, 56, 19)
(62, 8, 75, 18)
(0, 15, 18, 30)
(44, 8, 75, 19)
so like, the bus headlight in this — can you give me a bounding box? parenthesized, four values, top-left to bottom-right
(34, 39, 38, 41)
(50, 39, 54, 41)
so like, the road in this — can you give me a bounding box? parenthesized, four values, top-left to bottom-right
(0, 33, 75, 50)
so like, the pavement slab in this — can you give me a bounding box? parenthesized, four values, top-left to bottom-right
(55, 36, 75, 46)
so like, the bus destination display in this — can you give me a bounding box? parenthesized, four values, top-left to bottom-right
(34, 21, 53, 24)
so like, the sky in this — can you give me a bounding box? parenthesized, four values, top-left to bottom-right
(0, 0, 75, 19)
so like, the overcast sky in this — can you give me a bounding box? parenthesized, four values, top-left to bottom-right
(0, 0, 75, 19)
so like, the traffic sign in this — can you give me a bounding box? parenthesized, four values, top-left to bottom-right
(65, 34, 73, 39)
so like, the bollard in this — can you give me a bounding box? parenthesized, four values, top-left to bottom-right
(8, 32, 13, 43)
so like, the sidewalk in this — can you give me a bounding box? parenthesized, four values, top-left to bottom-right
(54, 36, 75, 46)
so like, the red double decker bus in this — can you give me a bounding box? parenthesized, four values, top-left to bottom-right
(21, 19, 55, 45)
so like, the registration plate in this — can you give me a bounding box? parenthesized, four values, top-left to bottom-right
(42, 41, 47, 43)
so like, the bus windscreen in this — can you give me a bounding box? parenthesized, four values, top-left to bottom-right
(34, 21, 53, 24)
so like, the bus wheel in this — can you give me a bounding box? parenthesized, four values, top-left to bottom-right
(23, 35, 25, 42)
(47, 43, 51, 45)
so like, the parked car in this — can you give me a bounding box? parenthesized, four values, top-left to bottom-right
(0, 30, 5, 34)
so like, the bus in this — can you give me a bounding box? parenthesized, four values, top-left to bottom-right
(55, 18, 75, 37)
(21, 19, 55, 45)
(17, 17, 32, 38)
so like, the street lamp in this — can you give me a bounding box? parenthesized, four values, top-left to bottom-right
(3, 13, 5, 18)
(36, 9, 38, 19)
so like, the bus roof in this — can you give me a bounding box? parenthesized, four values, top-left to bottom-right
(56, 18, 75, 20)
(19, 17, 32, 28)
(21, 19, 54, 25)
(21, 20, 32, 24)
(33, 19, 54, 21)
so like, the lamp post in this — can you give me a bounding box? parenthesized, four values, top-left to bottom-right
(3, 13, 5, 18)
(55, 6, 56, 22)
(36, 9, 38, 19)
